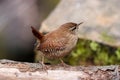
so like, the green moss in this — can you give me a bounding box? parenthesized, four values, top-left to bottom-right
(65, 39, 119, 66)
(100, 32, 115, 43)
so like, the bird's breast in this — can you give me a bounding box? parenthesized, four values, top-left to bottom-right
(65, 34, 78, 52)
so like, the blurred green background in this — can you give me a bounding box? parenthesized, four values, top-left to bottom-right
(0, 0, 120, 66)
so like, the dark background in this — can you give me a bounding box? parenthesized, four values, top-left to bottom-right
(0, 0, 59, 62)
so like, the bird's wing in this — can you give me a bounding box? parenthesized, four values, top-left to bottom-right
(38, 37, 67, 54)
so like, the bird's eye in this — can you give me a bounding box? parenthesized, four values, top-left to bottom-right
(69, 26, 76, 31)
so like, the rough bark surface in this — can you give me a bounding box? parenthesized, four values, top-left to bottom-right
(0, 59, 119, 80)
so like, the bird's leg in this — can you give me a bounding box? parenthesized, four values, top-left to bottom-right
(41, 56, 45, 66)
(59, 58, 69, 67)
(39, 56, 48, 71)
(60, 58, 65, 64)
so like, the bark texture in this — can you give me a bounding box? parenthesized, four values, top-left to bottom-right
(0, 59, 119, 80)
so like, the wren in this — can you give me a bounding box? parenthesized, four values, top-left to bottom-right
(31, 22, 83, 66)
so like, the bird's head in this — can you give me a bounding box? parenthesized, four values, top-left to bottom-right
(59, 22, 83, 34)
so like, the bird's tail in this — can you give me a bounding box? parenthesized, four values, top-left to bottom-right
(31, 26, 44, 39)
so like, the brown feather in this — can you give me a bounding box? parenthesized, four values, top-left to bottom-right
(38, 32, 68, 58)
(31, 22, 82, 62)
(31, 26, 44, 39)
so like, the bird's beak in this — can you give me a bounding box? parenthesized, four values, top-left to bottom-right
(77, 22, 83, 27)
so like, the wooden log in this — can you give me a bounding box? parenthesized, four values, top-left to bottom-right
(0, 59, 119, 80)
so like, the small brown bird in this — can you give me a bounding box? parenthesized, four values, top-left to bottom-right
(31, 22, 83, 66)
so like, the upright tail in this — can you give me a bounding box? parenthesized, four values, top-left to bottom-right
(31, 26, 44, 39)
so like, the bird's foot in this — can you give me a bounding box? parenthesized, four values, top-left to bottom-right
(39, 61, 48, 73)
(60, 61, 70, 67)
(59, 62, 70, 67)
(59, 59, 70, 67)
